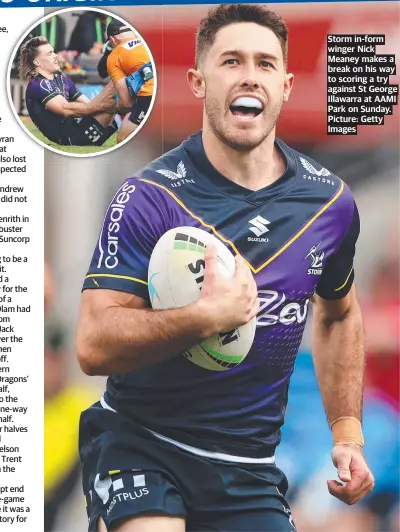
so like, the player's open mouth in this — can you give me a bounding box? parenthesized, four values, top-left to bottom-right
(229, 96, 263, 119)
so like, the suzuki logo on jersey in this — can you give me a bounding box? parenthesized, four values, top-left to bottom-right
(300, 157, 331, 177)
(156, 161, 195, 188)
(305, 242, 324, 275)
(257, 290, 310, 327)
(248, 216, 270, 242)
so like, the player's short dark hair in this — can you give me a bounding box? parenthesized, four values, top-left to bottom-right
(195, 4, 288, 68)
(19, 36, 49, 80)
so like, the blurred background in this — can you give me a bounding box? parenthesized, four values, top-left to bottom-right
(41, 3, 399, 531)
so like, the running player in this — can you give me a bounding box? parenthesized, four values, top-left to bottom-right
(21, 36, 117, 147)
(105, 20, 155, 144)
(77, 5, 374, 532)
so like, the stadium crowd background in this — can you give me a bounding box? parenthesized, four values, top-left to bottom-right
(42, 3, 399, 531)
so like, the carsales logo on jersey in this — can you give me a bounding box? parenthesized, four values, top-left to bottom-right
(99, 182, 136, 270)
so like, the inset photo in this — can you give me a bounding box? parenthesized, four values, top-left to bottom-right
(7, 8, 157, 157)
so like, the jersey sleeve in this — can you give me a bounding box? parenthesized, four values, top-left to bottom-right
(82, 179, 167, 301)
(316, 201, 360, 300)
(29, 77, 59, 106)
(107, 50, 126, 84)
(66, 76, 82, 102)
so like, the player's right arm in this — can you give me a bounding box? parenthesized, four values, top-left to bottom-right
(76, 180, 258, 376)
(28, 76, 115, 117)
(113, 78, 133, 114)
(107, 50, 133, 113)
(45, 93, 115, 118)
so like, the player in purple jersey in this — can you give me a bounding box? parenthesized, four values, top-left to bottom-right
(20, 36, 117, 147)
(76, 5, 374, 532)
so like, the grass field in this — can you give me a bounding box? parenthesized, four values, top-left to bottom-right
(21, 116, 117, 155)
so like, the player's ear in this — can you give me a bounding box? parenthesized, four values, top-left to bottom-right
(187, 68, 205, 100)
(33, 59, 40, 67)
(282, 72, 294, 103)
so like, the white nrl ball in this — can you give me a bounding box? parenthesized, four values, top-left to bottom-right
(148, 226, 256, 371)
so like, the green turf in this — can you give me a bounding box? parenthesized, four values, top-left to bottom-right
(22, 116, 117, 154)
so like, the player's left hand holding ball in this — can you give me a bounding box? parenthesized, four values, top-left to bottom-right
(328, 444, 375, 504)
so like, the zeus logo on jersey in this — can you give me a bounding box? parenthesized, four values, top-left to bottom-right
(305, 243, 324, 275)
(257, 290, 310, 327)
(98, 182, 136, 269)
(186, 258, 310, 327)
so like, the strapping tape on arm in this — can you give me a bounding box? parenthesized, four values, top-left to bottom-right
(125, 62, 154, 98)
(331, 416, 364, 448)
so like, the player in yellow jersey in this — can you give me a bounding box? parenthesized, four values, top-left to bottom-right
(106, 20, 155, 144)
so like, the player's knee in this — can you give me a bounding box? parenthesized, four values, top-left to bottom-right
(117, 130, 129, 144)
(117, 126, 138, 144)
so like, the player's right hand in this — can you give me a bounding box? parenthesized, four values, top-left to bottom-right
(195, 244, 259, 336)
(100, 93, 117, 113)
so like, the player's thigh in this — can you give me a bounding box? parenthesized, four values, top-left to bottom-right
(93, 113, 114, 127)
(188, 504, 296, 532)
(213, 508, 296, 532)
(64, 116, 116, 146)
(94, 112, 116, 128)
(98, 515, 185, 532)
(187, 461, 295, 532)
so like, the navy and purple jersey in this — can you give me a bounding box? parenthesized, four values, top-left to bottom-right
(83, 131, 359, 459)
(25, 72, 82, 143)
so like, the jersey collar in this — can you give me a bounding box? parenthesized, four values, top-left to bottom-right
(183, 131, 296, 206)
